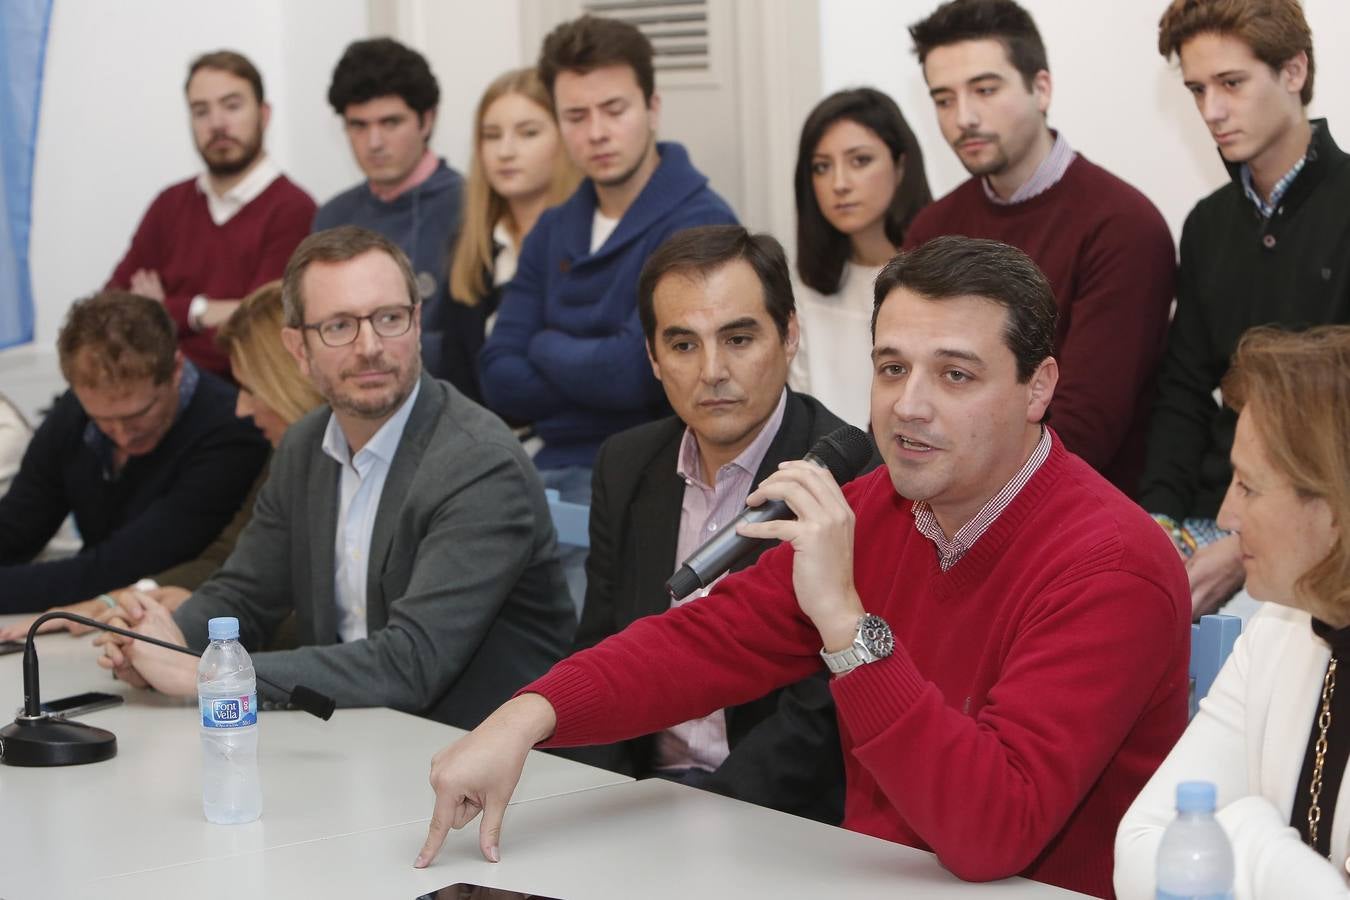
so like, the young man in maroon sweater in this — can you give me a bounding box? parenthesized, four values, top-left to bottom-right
(107, 51, 315, 380)
(414, 237, 1191, 898)
(903, 0, 1175, 498)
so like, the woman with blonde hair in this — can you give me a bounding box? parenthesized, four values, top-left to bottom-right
(0, 281, 323, 640)
(1116, 325, 1350, 898)
(449, 67, 578, 325)
(218, 279, 324, 447)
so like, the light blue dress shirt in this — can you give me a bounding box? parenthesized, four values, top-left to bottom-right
(320, 380, 421, 643)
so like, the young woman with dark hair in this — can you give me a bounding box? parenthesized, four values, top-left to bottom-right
(791, 88, 931, 429)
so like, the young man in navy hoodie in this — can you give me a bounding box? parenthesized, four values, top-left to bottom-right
(479, 15, 737, 609)
(315, 39, 479, 398)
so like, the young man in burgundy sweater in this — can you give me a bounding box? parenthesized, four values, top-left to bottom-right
(903, 0, 1175, 498)
(107, 51, 315, 380)
(414, 236, 1191, 898)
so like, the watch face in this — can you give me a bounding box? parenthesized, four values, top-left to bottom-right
(859, 614, 894, 658)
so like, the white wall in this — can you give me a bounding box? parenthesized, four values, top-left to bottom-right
(410, 0, 525, 168)
(819, 0, 1350, 242)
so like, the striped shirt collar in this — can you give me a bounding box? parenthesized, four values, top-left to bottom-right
(912, 426, 1051, 571)
(982, 131, 1076, 206)
(1240, 153, 1308, 219)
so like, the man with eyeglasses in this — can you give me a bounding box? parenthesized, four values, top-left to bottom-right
(95, 227, 575, 729)
(0, 292, 268, 614)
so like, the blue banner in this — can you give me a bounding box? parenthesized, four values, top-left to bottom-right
(0, 0, 53, 350)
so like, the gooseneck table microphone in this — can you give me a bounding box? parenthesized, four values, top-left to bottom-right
(0, 611, 336, 767)
(665, 424, 875, 602)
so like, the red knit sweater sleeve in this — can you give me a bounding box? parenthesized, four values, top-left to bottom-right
(1045, 180, 1175, 473)
(525, 539, 824, 748)
(830, 565, 1181, 883)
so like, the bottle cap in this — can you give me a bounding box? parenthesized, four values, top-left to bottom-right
(1176, 780, 1217, 813)
(207, 617, 241, 641)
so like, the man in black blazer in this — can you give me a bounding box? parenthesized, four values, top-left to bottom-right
(570, 225, 874, 824)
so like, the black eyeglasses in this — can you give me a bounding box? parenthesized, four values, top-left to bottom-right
(301, 305, 416, 348)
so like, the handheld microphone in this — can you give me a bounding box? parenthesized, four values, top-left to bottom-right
(665, 424, 875, 602)
(0, 611, 336, 767)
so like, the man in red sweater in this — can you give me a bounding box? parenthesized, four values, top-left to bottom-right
(108, 50, 315, 379)
(414, 237, 1190, 898)
(903, 0, 1175, 497)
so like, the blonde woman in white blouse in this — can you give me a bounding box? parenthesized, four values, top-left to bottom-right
(1116, 326, 1350, 898)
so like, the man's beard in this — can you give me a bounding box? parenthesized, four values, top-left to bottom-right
(199, 125, 264, 177)
(310, 349, 421, 422)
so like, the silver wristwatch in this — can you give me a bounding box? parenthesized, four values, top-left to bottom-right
(187, 295, 209, 332)
(820, 614, 894, 675)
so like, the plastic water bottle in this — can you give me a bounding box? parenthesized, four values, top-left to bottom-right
(198, 616, 261, 824)
(1156, 780, 1234, 899)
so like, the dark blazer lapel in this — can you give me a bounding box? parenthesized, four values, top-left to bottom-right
(306, 434, 341, 646)
(749, 390, 812, 509)
(365, 375, 440, 632)
(630, 430, 686, 621)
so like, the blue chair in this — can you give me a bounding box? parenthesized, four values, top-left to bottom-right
(545, 489, 590, 620)
(1190, 613, 1242, 718)
(544, 488, 590, 549)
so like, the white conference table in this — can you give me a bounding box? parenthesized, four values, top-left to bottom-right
(0, 617, 628, 900)
(95, 777, 1088, 899)
(0, 616, 1087, 899)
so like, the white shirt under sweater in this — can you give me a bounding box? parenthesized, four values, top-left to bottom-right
(320, 380, 421, 643)
(195, 154, 281, 227)
(789, 260, 882, 431)
(590, 210, 620, 254)
(1115, 602, 1350, 898)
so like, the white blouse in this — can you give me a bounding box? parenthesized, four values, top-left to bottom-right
(1115, 602, 1350, 898)
(789, 261, 882, 431)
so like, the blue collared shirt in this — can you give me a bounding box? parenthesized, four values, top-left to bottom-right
(982, 131, 1076, 206)
(320, 379, 421, 643)
(1240, 154, 1308, 219)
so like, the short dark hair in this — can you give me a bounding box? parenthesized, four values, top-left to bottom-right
(283, 226, 420, 328)
(58, 291, 178, 387)
(909, 0, 1049, 89)
(1157, 0, 1315, 105)
(795, 88, 933, 296)
(327, 38, 440, 117)
(638, 225, 795, 347)
(872, 236, 1056, 382)
(538, 15, 655, 104)
(186, 50, 264, 104)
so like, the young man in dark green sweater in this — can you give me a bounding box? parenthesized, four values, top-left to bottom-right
(1144, 0, 1350, 617)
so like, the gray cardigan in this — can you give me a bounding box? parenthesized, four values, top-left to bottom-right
(175, 374, 574, 728)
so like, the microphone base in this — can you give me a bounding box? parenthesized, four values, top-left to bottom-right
(0, 715, 117, 767)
